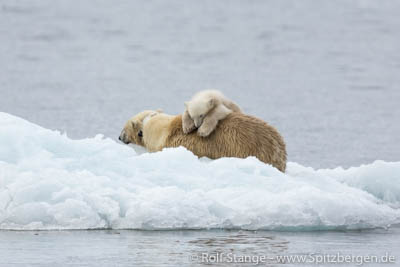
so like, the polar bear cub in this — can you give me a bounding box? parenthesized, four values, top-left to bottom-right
(182, 90, 242, 137)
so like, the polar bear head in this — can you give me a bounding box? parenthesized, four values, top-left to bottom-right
(119, 110, 161, 145)
(185, 98, 217, 127)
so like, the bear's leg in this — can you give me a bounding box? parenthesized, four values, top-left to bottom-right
(225, 101, 242, 113)
(182, 110, 197, 134)
(197, 116, 218, 137)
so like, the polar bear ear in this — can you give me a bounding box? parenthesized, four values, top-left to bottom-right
(184, 101, 189, 109)
(207, 98, 216, 108)
(156, 109, 163, 113)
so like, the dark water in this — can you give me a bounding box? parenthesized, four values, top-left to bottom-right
(1, 228, 399, 266)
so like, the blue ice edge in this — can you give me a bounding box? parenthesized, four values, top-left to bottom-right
(0, 112, 399, 231)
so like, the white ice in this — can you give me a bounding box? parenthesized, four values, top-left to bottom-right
(0, 112, 399, 230)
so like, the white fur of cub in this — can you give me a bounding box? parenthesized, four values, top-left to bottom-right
(182, 90, 242, 137)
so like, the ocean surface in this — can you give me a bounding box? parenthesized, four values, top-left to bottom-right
(1, 229, 399, 266)
(1, 0, 400, 266)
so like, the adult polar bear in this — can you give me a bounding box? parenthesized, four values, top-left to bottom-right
(119, 110, 287, 172)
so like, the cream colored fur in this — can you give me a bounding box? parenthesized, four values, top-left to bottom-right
(183, 90, 242, 137)
(142, 112, 175, 152)
(120, 110, 287, 172)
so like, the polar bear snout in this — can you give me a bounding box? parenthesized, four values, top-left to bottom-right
(193, 117, 203, 128)
(119, 130, 129, 144)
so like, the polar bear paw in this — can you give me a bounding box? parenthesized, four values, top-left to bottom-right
(182, 111, 197, 134)
(197, 125, 214, 137)
(183, 122, 197, 134)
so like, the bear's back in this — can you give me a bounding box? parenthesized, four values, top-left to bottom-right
(166, 113, 287, 172)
